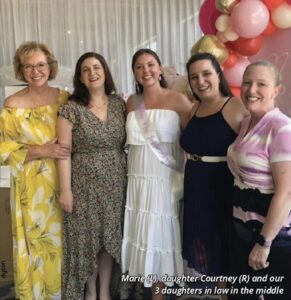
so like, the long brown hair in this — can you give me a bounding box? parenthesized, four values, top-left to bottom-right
(131, 48, 168, 94)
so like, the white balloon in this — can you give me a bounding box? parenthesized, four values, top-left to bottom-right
(272, 3, 291, 29)
(215, 15, 230, 32)
(224, 28, 239, 41)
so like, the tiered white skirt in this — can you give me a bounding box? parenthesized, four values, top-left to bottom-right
(122, 144, 184, 287)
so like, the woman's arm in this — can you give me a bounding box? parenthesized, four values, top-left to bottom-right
(126, 95, 135, 114)
(57, 116, 74, 213)
(261, 161, 291, 241)
(25, 139, 71, 162)
(174, 92, 193, 129)
(3, 93, 70, 163)
(248, 161, 291, 270)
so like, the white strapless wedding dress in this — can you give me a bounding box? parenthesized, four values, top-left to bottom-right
(122, 109, 184, 287)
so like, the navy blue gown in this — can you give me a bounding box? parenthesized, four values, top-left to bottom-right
(180, 99, 236, 276)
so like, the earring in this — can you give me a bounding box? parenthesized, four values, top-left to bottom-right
(135, 81, 141, 93)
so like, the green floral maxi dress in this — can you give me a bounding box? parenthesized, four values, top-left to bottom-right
(58, 95, 127, 299)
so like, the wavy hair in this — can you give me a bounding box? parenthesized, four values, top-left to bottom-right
(13, 41, 58, 82)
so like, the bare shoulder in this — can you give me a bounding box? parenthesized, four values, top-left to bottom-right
(3, 88, 27, 108)
(164, 89, 192, 112)
(163, 89, 193, 128)
(189, 100, 200, 117)
(226, 96, 240, 107)
(126, 95, 135, 114)
(228, 96, 248, 116)
(223, 96, 249, 133)
(165, 89, 187, 102)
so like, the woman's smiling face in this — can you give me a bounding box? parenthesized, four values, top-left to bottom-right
(241, 65, 280, 119)
(133, 53, 162, 88)
(188, 59, 220, 100)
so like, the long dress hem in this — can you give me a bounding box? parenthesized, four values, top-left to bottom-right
(122, 109, 184, 288)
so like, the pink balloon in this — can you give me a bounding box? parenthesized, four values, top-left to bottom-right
(250, 27, 291, 116)
(230, 0, 269, 38)
(287, 0, 291, 5)
(199, 0, 221, 34)
(223, 57, 251, 87)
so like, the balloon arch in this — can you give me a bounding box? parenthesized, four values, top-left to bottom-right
(192, 0, 291, 116)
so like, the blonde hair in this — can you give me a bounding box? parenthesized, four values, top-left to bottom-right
(244, 60, 281, 86)
(13, 41, 58, 82)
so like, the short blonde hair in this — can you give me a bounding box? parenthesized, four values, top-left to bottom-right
(244, 60, 281, 86)
(13, 41, 58, 82)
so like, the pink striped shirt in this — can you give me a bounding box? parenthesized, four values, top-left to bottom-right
(227, 108, 291, 194)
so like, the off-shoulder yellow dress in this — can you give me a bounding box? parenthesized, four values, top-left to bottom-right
(0, 89, 69, 300)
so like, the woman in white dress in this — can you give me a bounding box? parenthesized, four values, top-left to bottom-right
(122, 49, 192, 299)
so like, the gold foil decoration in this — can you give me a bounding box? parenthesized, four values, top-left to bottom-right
(190, 35, 229, 64)
(215, 0, 238, 14)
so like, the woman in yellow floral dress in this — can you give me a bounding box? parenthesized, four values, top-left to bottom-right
(0, 41, 70, 300)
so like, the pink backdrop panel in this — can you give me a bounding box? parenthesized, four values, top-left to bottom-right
(250, 28, 291, 117)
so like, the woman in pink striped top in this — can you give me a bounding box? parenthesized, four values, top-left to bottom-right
(227, 61, 291, 299)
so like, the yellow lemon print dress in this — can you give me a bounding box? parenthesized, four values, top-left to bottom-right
(0, 89, 69, 300)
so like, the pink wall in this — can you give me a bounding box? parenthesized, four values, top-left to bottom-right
(250, 28, 291, 117)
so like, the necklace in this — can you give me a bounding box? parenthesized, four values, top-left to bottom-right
(89, 96, 108, 109)
(89, 96, 109, 122)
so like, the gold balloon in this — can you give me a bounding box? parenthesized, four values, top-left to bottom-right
(190, 35, 229, 64)
(215, 0, 238, 14)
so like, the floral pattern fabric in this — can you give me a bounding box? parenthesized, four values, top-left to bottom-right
(58, 95, 127, 300)
(0, 89, 69, 300)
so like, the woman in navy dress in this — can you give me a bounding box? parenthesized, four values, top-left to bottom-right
(180, 53, 247, 279)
